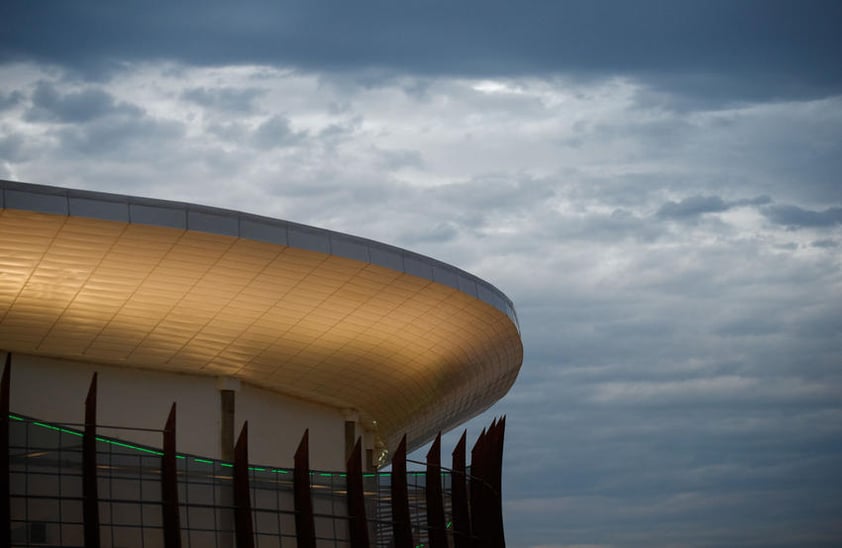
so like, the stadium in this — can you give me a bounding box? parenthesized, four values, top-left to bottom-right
(0, 180, 523, 547)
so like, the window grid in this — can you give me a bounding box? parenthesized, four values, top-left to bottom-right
(9, 415, 466, 547)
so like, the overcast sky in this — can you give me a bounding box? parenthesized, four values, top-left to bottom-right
(2, 2, 841, 547)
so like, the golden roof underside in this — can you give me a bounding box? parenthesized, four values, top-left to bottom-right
(0, 208, 522, 452)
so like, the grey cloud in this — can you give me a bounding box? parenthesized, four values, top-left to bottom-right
(207, 121, 249, 141)
(715, 317, 783, 338)
(549, 208, 664, 243)
(251, 115, 306, 149)
(763, 204, 842, 228)
(25, 81, 141, 123)
(0, 89, 23, 110)
(309, 117, 363, 151)
(594, 209, 662, 241)
(635, 72, 842, 112)
(433, 175, 556, 214)
(57, 115, 184, 156)
(656, 194, 776, 221)
(376, 148, 424, 171)
(656, 195, 729, 219)
(400, 222, 459, 245)
(792, 304, 842, 340)
(732, 195, 772, 207)
(811, 239, 838, 248)
(181, 86, 264, 113)
(0, 133, 25, 162)
(589, 376, 838, 407)
(318, 121, 357, 142)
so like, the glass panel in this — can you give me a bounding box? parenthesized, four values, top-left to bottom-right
(8, 414, 467, 547)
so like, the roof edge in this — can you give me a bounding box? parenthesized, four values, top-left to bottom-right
(0, 179, 519, 331)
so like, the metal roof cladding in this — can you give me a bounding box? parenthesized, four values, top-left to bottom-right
(0, 180, 523, 452)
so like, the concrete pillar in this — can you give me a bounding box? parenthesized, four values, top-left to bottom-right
(218, 377, 240, 462)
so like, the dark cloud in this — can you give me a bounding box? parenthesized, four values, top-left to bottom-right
(56, 114, 184, 156)
(2, 1, 841, 101)
(0, 133, 25, 163)
(732, 195, 772, 207)
(656, 194, 773, 221)
(206, 121, 249, 142)
(811, 239, 838, 249)
(657, 195, 729, 219)
(636, 72, 842, 112)
(25, 81, 141, 123)
(764, 204, 842, 228)
(181, 86, 264, 113)
(251, 115, 306, 149)
(549, 208, 664, 243)
(0, 89, 23, 110)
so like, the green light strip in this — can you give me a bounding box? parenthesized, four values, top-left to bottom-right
(21, 414, 177, 460)
(32, 421, 83, 437)
(96, 437, 163, 456)
(9, 414, 405, 481)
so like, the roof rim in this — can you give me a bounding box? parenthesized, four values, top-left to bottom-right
(0, 179, 519, 331)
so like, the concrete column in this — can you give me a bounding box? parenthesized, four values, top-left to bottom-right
(218, 377, 241, 461)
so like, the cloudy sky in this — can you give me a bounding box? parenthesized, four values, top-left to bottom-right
(2, 1, 841, 546)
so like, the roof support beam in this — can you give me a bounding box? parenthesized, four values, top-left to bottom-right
(1, 354, 10, 548)
(233, 422, 255, 548)
(425, 432, 447, 548)
(470, 427, 489, 548)
(451, 430, 471, 548)
(346, 437, 370, 548)
(83, 373, 100, 548)
(161, 403, 182, 548)
(491, 417, 507, 548)
(294, 430, 316, 548)
(391, 435, 413, 548)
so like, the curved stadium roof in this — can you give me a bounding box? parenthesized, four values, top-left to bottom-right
(0, 180, 523, 454)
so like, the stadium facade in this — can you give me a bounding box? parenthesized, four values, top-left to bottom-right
(0, 179, 523, 547)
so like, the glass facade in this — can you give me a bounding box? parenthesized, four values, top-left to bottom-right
(8, 415, 466, 547)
